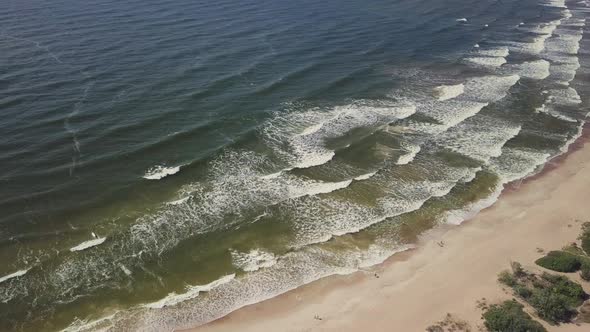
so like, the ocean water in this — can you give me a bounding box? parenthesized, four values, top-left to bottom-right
(1, 0, 589, 330)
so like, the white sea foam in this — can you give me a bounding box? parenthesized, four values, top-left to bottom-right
(475, 47, 510, 57)
(396, 142, 421, 165)
(535, 104, 578, 122)
(463, 75, 520, 103)
(167, 196, 191, 205)
(259, 171, 283, 179)
(545, 55, 580, 85)
(456, 18, 468, 22)
(354, 172, 377, 181)
(465, 47, 510, 67)
(559, 122, 585, 154)
(231, 249, 277, 272)
(70, 237, 106, 252)
(60, 313, 117, 332)
(543, 0, 566, 8)
(289, 179, 353, 198)
(433, 84, 464, 101)
(438, 117, 522, 163)
(143, 165, 181, 180)
(119, 264, 132, 276)
(510, 60, 551, 80)
(0, 269, 29, 284)
(263, 100, 415, 169)
(527, 20, 561, 35)
(545, 31, 583, 55)
(298, 123, 324, 136)
(144, 274, 236, 309)
(547, 87, 582, 106)
(408, 101, 488, 134)
(508, 18, 563, 55)
(490, 147, 551, 183)
(408, 75, 519, 135)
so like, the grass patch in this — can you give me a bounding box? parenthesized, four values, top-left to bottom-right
(482, 300, 546, 332)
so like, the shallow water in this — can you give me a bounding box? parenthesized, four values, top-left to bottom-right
(1, 0, 590, 330)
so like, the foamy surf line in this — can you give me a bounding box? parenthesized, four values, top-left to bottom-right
(0, 269, 29, 284)
(143, 274, 236, 309)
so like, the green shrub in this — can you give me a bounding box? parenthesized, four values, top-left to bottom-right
(582, 237, 590, 256)
(483, 300, 546, 332)
(579, 222, 590, 255)
(529, 289, 575, 324)
(540, 273, 586, 307)
(526, 274, 586, 324)
(581, 262, 590, 281)
(511, 261, 526, 278)
(499, 270, 516, 287)
(514, 285, 533, 299)
(535, 251, 581, 272)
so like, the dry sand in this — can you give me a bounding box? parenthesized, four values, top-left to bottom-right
(191, 127, 590, 332)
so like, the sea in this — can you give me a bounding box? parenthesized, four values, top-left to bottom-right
(1, 0, 589, 330)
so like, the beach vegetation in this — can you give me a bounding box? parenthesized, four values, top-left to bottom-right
(498, 267, 588, 324)
(535, 251, 581, 272)
(562, 242, 585, 256)
(529, 289, 576, 324)
(498, 270, 516, 287)
(426, 313, 471, 332)
(581, 261, 590, 281)
(579, 222, 590, 255)
(482, 300, 546, 332)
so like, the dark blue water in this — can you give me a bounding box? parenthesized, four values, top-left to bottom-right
(1, 0, 589, 330)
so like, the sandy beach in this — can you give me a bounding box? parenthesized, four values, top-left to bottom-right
(191, 127, 590, 332)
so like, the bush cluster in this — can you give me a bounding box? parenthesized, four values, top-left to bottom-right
(499, 267, 587, 324)
(482, 300, 546, 332)
(580, 222, 590, 256)
(535, 251, 581, 272)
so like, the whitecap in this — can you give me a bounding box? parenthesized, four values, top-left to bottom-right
(166, 196, 191, 206)
(70, 237, 107, 252)
(433, 83, 464, 101)
(143, 165, 181, 180)
(0, 269, 29, 284)
(396, 143, 421, 165)
(354, 172, 377, 181)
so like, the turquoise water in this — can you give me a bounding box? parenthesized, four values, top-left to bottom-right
(1, 0, 589, 330)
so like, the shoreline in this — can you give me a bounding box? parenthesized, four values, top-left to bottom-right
(189, 123, 590, 332)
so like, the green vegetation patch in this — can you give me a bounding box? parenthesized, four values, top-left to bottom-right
(482, 300, 546, 332)
(535, 251, 582, 272)
(579, 222, 590, 256)
(498, 264, 587, 324)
